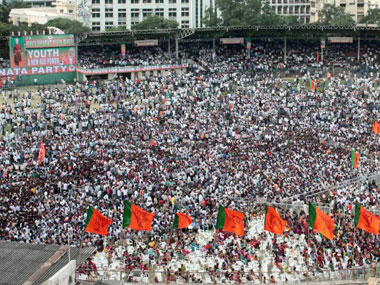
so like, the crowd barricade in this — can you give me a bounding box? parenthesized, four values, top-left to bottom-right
(76, 266, 374, 283)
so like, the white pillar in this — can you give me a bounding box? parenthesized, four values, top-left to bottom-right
(284, 36, 287, 64)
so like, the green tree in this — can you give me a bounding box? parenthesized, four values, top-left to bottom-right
(45, 18, 90, 34)
(30, 22, 47, 32)
(0, 0, 30, 23)
(259, 3, 284, 25)
(281, 15, 302, 26)
(359, 8, 380, 25)
(106, 26, 126, 31)
(216, 0, 296, 26)
(318, 4, 354, 26)
(203, 5, 222, 27)
(0, 21, 13, 35)
(132, 15, 178, 30)
(216, 0, 248, 26)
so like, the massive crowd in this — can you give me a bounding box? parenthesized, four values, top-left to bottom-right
(77, 45, 182, 69)
(1, 40, 380, 282)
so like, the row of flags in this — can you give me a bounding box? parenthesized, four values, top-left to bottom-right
(83, 202, 380, 240)
(84, 201, 194, 236)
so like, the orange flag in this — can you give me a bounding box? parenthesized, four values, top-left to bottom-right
(216, 206, 244, 236)
(373, 121, 380, 135)
(172, 212, 192, 229)
(355, 203, 380, 235)
(84, 206, 112, 236)
(123, 201, 155, 231)
(309, 202, 334, 240)
(37, 141, 45, 165)
(351, 150, 359, 168)
(264, 205, 286, 235)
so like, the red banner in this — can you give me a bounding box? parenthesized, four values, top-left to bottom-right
(0, 65, 76, 76)
(76, 64, 187, 75)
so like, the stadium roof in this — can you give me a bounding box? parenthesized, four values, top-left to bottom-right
(76, 25, 380, 45)
(0, 241, 95, 285)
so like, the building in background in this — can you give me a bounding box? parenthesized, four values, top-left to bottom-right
(267, 0, 380, 23)
(327, 0, 378, 22)
(9, 0, 76, 26)
(22, 0, 55, 8)
(10, 0, 377, 30)
(77, 0, 215, 31)
(10, 0, 215, 31)
(266, 0, 311, 23)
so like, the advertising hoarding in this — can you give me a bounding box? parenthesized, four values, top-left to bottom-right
(9, 35, 76, 72)
(328, 37, 353, 44)
(24, 34, 75, 48)
(26, 47, 76, 67)
(134, 40, 158, 47)
(220, 38, 244, 45)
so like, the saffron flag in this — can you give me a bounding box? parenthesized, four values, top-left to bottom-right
(150, 139, 157, 147)
(264, 205, 286, 235)
(37, 141, 45, 165)
(373, 121, 380, 135)
(355, 203, 380, 235)
(172, 212, 192, 229)
(123, 201, 155, 231)
(307, 79, 316, 91)
(351, 150, 359, 168)
(309, 202, 334, 240)
(216, 205, 244, 236)
(84, 206, 112, 236)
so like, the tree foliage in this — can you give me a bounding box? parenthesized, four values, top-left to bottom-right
(106, 26, 127, 31)
(0, 0, 30, 23)
(359, 8, 380, 25)
(132, 15, 178, 30)
(203, 6, 222, 27)
(317, 4, 354, 26)
(45, 18, 91, 34)
(214, 0, 302, 27)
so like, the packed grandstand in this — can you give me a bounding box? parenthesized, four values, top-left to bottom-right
(1, 29, 380, 283)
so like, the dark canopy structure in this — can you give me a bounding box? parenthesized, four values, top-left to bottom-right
(75, 25, 380, 46)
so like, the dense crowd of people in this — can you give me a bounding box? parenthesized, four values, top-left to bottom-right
(76, 40, 380, 72)
(77, 45, 182, 69)
(1, 39, 380, 282)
